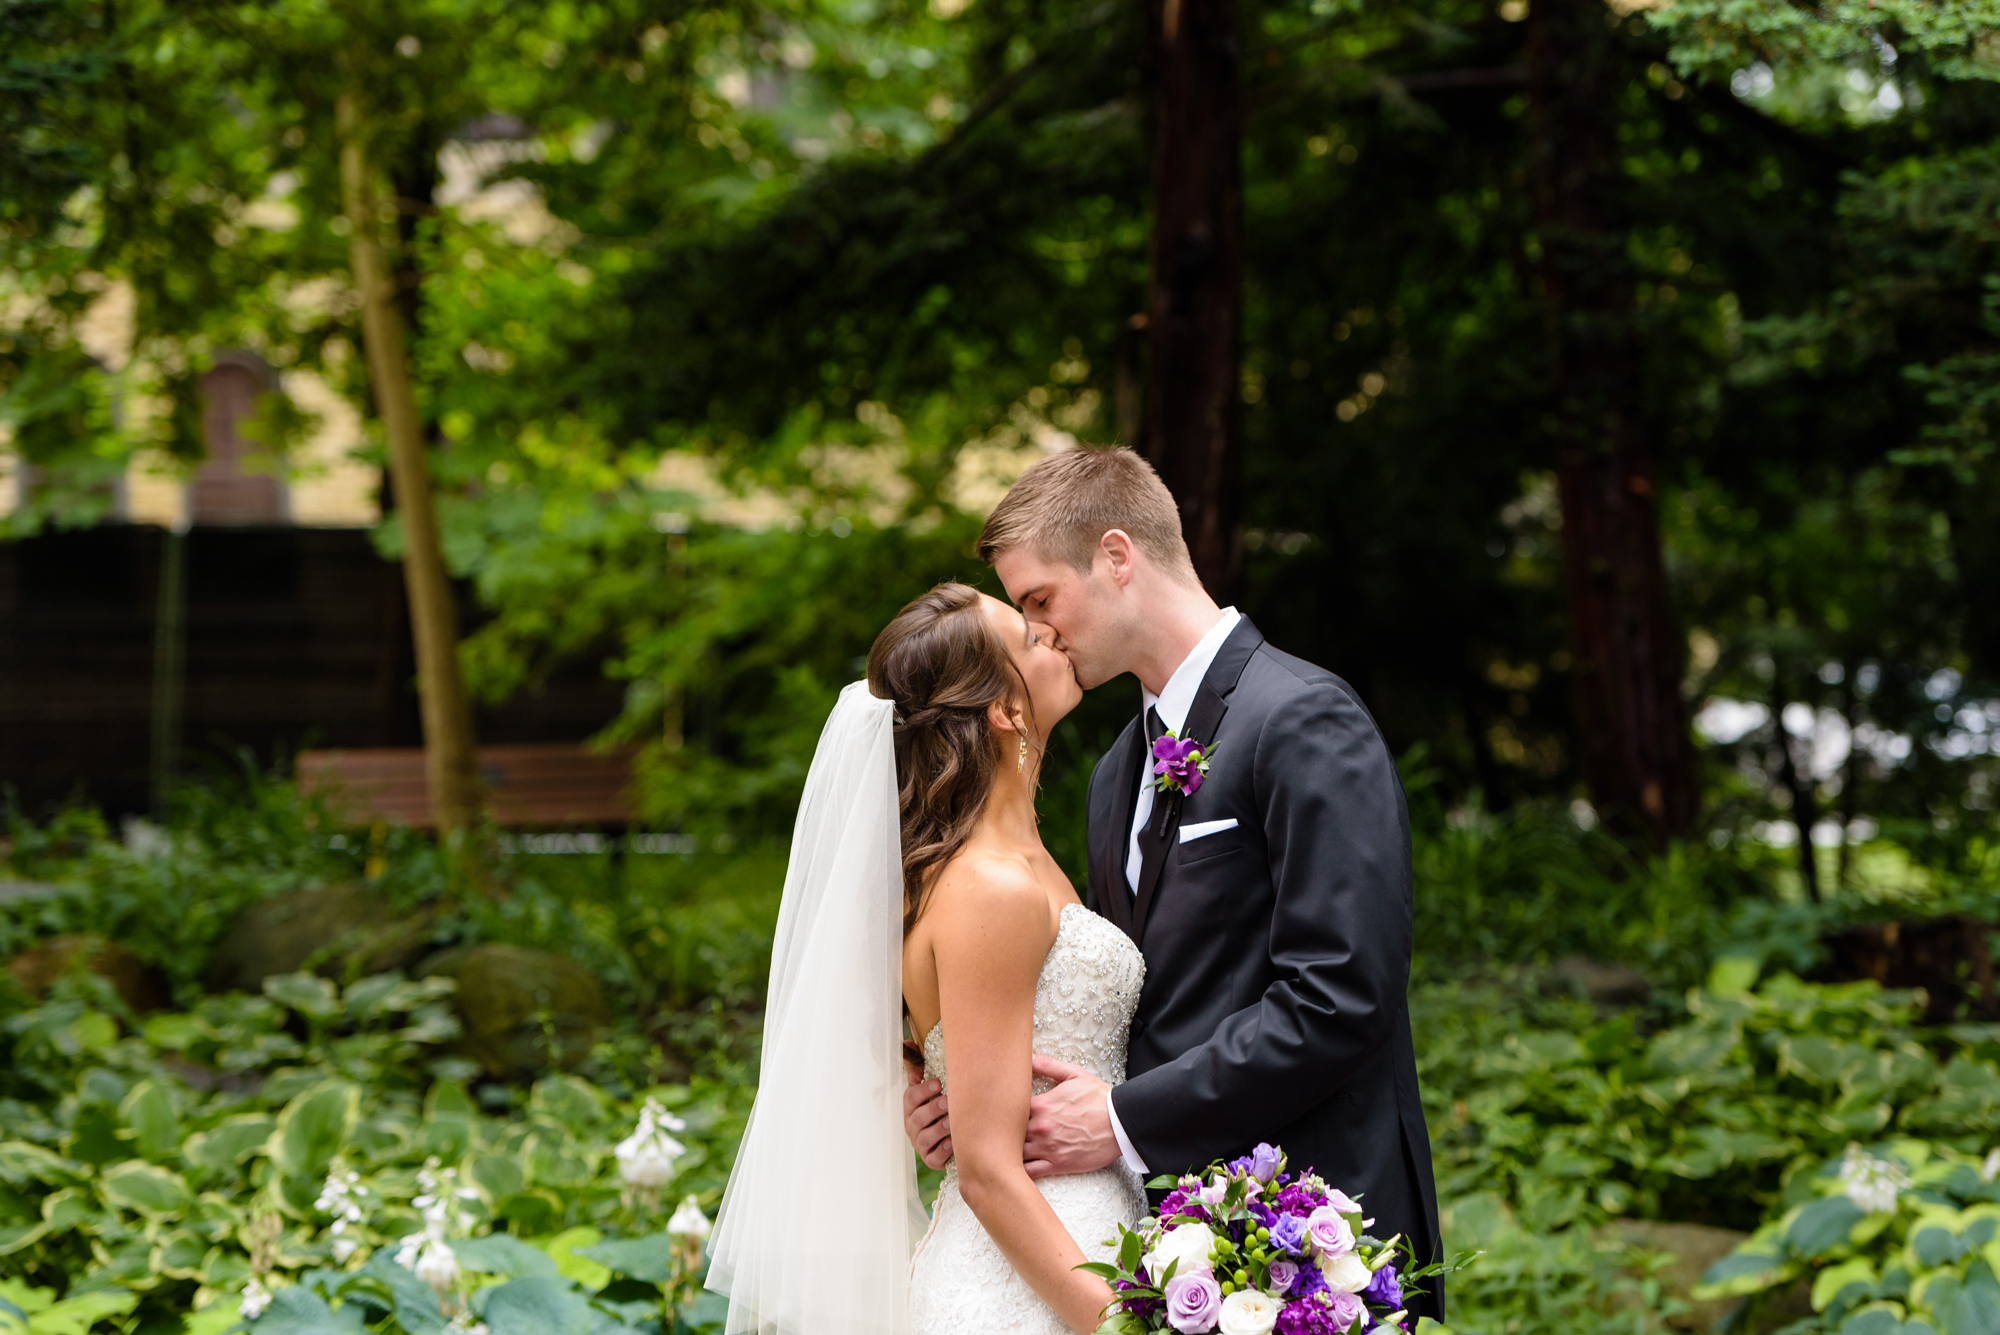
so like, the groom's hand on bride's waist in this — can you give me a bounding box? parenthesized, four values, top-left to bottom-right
(1022, 1056, 1119, 1179)
(903, 1063, 954, 1170)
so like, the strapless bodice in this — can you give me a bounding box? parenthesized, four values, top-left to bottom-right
(921, 902, 1146, 1092)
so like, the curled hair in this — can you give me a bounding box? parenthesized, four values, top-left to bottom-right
(867, 583, 1031, 934)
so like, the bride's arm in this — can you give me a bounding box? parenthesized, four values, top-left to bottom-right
(930, 862, 1116, 1334)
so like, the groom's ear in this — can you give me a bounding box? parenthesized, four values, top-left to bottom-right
(1099, 530, 1139, 588)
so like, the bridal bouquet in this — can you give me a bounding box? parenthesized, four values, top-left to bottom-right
(1084, 1145, 1436, 1335)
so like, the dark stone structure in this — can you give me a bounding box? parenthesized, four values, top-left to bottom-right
(0, 524, 623, 818)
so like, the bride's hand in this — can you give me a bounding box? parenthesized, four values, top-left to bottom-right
(1023, 1056, 1118, 1179)
(904, 1064, 953, 1169)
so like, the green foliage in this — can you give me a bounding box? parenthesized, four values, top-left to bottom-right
(1437, 1194, 1688, 1335)
(1420, 970, 2000, 1238)
(1694, 1139, 2000, 1335)
(0, 971, 747, 1333)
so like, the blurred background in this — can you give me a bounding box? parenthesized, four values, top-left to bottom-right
(2, 0, 1998, 1332)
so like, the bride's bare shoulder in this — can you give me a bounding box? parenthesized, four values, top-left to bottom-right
(926, 847, 1057, 941)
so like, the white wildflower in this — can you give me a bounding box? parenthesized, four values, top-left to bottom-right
(1982, 1149, 2000, 1185)
(667, 1195, 712, 1239)
(317, 1165, 371, 1263)
(1838, 1144, 1910, 1214)
(446, 1310, 490, 1334)
(240, 1276, 273, 1321)
(396, 1158, 472, 1297)
(616, 1098, 688, 1191)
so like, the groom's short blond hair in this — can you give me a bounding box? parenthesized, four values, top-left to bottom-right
(976, 447, 1199, 585)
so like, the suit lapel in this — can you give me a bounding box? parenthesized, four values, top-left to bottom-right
(1129, 617, 1267, 944)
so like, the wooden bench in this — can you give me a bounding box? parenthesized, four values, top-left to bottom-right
(296, 744, 639, 830)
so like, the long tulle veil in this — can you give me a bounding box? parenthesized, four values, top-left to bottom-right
(706, 681, 928, 1335)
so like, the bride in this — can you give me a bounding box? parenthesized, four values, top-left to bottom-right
(705, 582, 1147, 1335)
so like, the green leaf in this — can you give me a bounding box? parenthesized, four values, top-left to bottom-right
(119, 1080, 181, 1163)
(477, 1278, 595, 1335)
(26, 1289, 138, 1335)
(1939, 1269, 2000, 1335)
(185, 1116, 277, 1174)
(1708, 957, 1761, 996)
(453, 1234, 563, 1279)
(468, 1155, 525, 1201)
(181, 1297, 247, 1335)
(1817, 1259, 1881, 1312)
(246, 1284, 366, 1335)
(99, 1160, 192, 1216)
(0, 1281, 52, 1318)
(576, 1233, 676, 1283)
(263, 974, 341, 1021)
(0, 1144, 84, 1188)
(267, 1083, 357, 1179)
(533, 1227, 610, 1291)
(357, 1251, 449, 1335)
(0, 1225, 47, 1258)
(1788, 1197, 1868, 1257)
(1696, 1245, 1797, 1299)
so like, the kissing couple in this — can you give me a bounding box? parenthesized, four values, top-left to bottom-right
(705, 448, 1442, 1335)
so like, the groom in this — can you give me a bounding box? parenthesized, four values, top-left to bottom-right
(904, 447, 1443, 1318)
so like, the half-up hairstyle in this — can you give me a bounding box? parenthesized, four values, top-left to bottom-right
(867, 583, 1031, 935)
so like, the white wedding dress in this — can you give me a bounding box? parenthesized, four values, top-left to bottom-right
(909, 902, 1150, 1334)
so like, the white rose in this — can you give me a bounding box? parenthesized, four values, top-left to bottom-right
(1216, 1289, 1280, 1335)
(1320, 1250, 1372, 1293)
(1142, 1222, 1217, 1283)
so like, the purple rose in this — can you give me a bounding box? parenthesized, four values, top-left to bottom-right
(1267, 1258, 1300, 1292)
(1325, 1290, 1367, 1332)
(1362, 1263, 1402, 1309)
(1270, 1214, 1309, 1255)
(1249, 1143, 1284, 1182)
(1166, 1270, 1224, 1334)
(1306, 1206, 1354, 1258)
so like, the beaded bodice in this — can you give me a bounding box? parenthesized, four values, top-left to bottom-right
(922, 903, 1145, 1095)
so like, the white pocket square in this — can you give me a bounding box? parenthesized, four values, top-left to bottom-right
(1178, 818, 1240, 844)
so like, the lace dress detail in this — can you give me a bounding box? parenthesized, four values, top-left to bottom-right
(909, 903, 1148, 1334)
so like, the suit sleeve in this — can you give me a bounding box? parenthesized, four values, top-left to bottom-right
(1108, 678, 1412, 1170)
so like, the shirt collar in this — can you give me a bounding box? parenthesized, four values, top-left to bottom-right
(1141, 607, 1241, 736)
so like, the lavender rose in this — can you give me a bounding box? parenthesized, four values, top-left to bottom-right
(1306, 1206, 1355, 1258)
(1266, 1258, 1300, 1293)
(1270, 1214, 1309, 1255)
(1362, 1263, 1403, 1308)
(1249, 1143, 1284, 1183)
(1166, 1270, 1225, 1334)
(1322, 1189, 1361, 1215)
(1325, 1289, 1367, 1332)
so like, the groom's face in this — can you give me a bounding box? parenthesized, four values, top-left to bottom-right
(992, 545, 1125, 691)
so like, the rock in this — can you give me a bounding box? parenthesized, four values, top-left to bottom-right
(1602, 1220, 1810, 1333)
(8, 935, 170, 1013)
(1551, 955, 1652, 1008)
(202, 884, 436, 994)
(417, 944, 608, 1080)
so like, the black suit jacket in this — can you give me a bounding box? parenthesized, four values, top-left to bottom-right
(1092, 618, 1443, 1317)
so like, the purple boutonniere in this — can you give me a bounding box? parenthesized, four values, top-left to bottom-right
(1151, 729, 1215, 797)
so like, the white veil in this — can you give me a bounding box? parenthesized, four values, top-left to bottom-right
(707, 680, 928, 1335)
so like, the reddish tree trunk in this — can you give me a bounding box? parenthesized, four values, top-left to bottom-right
(1142, 0, 1244, 601)
(1526, 0, 1699, 847)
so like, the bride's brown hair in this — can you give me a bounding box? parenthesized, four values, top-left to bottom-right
(867, 583, 1035, 935)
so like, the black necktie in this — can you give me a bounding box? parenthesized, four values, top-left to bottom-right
(1135, 706, 1168, 896)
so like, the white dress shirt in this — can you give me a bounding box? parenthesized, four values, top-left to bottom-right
(1107, 606, 1240, 1174)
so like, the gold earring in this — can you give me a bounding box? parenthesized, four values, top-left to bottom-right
(1018, 737, 1028, 773)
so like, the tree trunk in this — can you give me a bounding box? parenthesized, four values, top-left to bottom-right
(1525, 0, 1699, 848)
(337, 92, 480, 834)
(1770, 672, 1823, 902)
(1142, 0, 1244, 601)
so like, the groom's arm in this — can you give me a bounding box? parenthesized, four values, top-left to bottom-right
(1107, 677, 1412, 1172)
